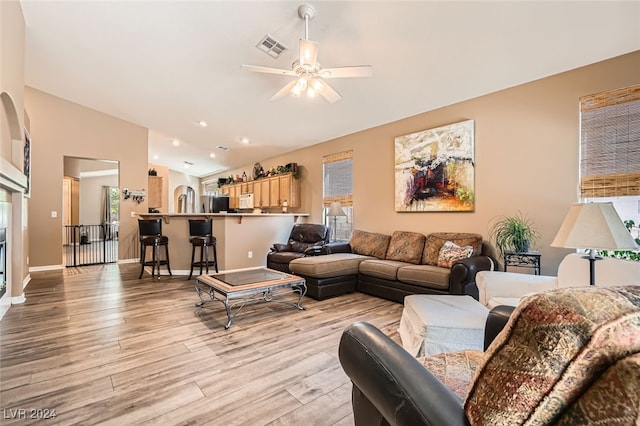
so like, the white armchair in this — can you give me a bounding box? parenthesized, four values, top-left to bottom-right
(476, 253, 640, 308)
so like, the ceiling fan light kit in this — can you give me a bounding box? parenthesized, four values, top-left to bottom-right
(242, 3, 372, 103)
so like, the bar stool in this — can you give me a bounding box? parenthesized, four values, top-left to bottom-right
(138, 219, 172, 279)
(188, 219, 218, 279)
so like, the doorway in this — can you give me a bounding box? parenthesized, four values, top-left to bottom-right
(62, 157, 120, 266)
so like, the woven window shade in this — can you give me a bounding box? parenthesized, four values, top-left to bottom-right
(323, 150, 353, 207)
(580, 85, 640, 198)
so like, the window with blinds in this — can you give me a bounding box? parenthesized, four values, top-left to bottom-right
(203, 180, 217, 194)
(323, 150, 353, 240)
(580, 85, 640, 198)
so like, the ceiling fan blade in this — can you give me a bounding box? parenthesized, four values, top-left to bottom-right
(299, 39, 319, 67)
(321, 65, 373, 79)
(241, 64, 297, 77)
(318, 79, 342, 104)
(269, 80, 298, 101)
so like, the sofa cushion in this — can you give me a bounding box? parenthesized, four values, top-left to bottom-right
(423, 232, 483, 266)
(349, 229, 391, 259)
(418, 350, 485, 400)
(385, 231, 426, 264)
(289, 253, 371, 278)
(437, 240, 474, 268)
(359, 259, 407, 281)
(464, 286, 640, 425)
(396, 265, 450, 290)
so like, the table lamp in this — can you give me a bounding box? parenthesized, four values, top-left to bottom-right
(327, 201, 347, 242)
(551, 202, 639, 285)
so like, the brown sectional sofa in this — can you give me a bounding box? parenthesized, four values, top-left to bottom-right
(289, 230, 495, 302)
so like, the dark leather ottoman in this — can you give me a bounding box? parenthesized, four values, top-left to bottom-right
(289, 253, 371, 300)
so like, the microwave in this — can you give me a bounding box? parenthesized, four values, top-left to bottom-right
(239, 193, 254, 209)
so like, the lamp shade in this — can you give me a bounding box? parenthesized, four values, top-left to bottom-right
(327, 201, 347, 217)
(551, 202, 639, 250)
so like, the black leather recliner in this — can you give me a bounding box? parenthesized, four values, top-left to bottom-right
(338, 306, 514, 426)
(266, 223, 331, 273)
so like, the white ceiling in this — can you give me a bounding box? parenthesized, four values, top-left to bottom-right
(20, 1, 640, 178)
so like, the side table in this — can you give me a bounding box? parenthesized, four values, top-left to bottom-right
(504, 251, 541, 275)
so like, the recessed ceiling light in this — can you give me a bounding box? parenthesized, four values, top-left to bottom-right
(153, 154, 159, 160)
(172, 139, 180, 147)
(209, 153, 216, 158)
(240, 137, 250, 144)
(198, 120, 208, 127)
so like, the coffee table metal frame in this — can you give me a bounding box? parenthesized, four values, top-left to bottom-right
(194, 268, 306, 329)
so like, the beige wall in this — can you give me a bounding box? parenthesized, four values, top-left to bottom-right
(25, 87, 149, 267)
(204, 51, 640, 275)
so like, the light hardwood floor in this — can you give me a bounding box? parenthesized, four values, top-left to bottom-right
(0, 264, 403, 425)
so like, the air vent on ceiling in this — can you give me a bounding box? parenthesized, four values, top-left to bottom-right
(216, 145, 231, 152)
(256, 34, 288, 59)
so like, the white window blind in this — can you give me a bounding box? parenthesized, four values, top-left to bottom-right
(202, 179, 218, 194)
(580, 85, 640, 198)
(323, 150, 353, 206)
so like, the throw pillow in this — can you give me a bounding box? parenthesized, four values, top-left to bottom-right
(437, 241, 474, 268)
(423, 232, 482, 266)
(385, 231, 426, 264)
(349, 229, 391, 259)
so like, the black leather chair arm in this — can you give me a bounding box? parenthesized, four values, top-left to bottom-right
(339, 322, 470, 426)
(271, 243, 291, 253)
(449, 255, 494, 297)
(321, 241, 352, 254)
(484, 305, 515, 350)
(303, 245, 325, 256)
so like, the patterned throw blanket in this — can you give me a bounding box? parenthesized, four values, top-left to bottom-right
(464, 286, 640, 425)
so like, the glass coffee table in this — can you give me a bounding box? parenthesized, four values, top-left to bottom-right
(194, 268, 307, 329)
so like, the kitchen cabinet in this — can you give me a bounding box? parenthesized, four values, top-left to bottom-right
(219, 185, 238, 209)
(269, 173, 300, 207)
(279, 173, 300, 207)
(229, 185, 239, 209)
(148, 176, 163, 209)
(258, 179, 270, 207)
(269, 177, 281, 207)
(241, 182, 253, 194)
(219, 173, 299, 209)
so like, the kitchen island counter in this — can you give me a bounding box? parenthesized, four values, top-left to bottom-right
(137, 213, 309, 273)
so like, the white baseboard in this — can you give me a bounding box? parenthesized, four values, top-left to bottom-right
(0, 291, 26, 322)
(29, 264, 64, 272)
(23, 274, 31, 289)
(0, 292, 10, 321)
(12, 294, 25, 304)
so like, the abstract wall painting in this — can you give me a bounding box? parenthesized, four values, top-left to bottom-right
(394, 119, 475, 212)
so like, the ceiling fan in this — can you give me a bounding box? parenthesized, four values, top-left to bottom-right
(241, 4, 373, 103)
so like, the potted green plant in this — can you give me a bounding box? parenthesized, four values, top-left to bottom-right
(489, 211, 540, 255)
